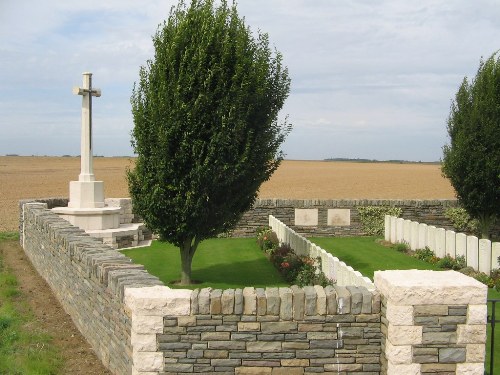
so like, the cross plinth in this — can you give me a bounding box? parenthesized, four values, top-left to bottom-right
(68, 72, 105, 208)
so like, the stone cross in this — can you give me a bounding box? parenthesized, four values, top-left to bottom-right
(73, 72, 101, 182)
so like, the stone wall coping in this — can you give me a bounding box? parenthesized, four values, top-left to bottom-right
(374, 270, 487, 306)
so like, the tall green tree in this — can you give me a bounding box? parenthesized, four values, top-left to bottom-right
(442, 52, 500, 239)
(128, 0, 291, 284)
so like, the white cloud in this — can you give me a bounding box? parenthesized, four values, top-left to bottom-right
(1, 0, 499, 160)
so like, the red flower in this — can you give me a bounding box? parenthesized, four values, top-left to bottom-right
(281, 262, 290, 269)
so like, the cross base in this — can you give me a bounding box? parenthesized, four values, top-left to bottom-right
(68, 180, 105, 208)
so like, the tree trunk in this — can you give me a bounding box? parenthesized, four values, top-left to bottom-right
(478, 215, 492, 239)
(179, 236, 200, 285)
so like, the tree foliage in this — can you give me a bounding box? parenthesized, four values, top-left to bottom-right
(127, 0, 291, 284)
(442, 52, 500, 238)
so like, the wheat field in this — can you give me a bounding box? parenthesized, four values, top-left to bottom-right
(0, 156, 456, 232)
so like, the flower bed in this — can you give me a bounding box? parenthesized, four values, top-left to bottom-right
(256, 226, 333, 287)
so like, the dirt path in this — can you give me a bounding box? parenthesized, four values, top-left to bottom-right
(0, 240, 111, 375)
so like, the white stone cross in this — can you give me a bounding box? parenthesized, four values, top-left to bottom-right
(73, 72, 101, 182)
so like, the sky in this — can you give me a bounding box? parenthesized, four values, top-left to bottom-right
(1, 0, 499, 162)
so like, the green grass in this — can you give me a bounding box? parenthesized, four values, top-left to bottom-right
(310, 236, 439, 279)
(122, 238, 288, 289)
(0, 236, 62, 374)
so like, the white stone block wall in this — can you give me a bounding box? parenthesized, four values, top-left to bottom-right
(385, 216, 499, 272)
(269, 215, 375, 290)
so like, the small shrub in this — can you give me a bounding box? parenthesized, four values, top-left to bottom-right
(436, 254, 465, 270)
(357, 206, 402, 236)
(394, 241, 410, 253)
(413, 247, 435, 262)
(444, 207, 480, 235)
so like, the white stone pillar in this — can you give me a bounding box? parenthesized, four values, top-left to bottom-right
(478, 239, 492, 274)
(493, 242, 500, 270)
(435, 228, 446, 258)
(410, 221, 419, 250)
(467, 236, 479, 271)
(418, 223, 427, 250)
(384, 215, 391, 242)
(375, 270, 487, 375)
(445, 230, 456, 258)
(456, 232, 467, 259)
(426, 226, 436, 253)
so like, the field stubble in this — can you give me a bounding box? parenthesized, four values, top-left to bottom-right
(0, 156, 456, 232)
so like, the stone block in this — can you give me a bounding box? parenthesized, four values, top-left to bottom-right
(235, 367, 272, 374)
(234, 288, 243, 314)
(261, 322, 297, 334)
(314, 285, 326, 315)
(243, 287, 256, 315)
(131, 314, 163, 334)
(124, 286, 191, 316)
(333, 285, 351, 314)
(295, 209, 318, 226)
(303, 286, 316, 316)
(386, 363, 420, 375)
(198, 288, 211, 314)
(456, 362, 486, 375)
(384, 340, 412, 364)
(374, 270, 487, 306)
(279, 287, 293, 320)
(291, 285, 305, 320)
(346, 286, 362, 314)
(238, 322, 260, 332)
(256, 288, 267, 315)
(327, 209, 350, 226)
(210, 289, 222, 314)
(177, 316, 196, 327)
(457, 324, 487, 344)
(324, 286, 337, 315)
(221, 289, 235, 314)
(265, 288, 280, 315)
(247, 341, 282, 352)
(439, 347, 466, 363)
(387, 325, 422, 345)
(386, 303, 413, 325)
(466, 343, 485, 363)
(132, 351, 163, 372)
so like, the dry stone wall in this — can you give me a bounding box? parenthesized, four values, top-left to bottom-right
(158, 286, 381, 374)
(233, 199, 460, 237)
(20, 202, 163, 374)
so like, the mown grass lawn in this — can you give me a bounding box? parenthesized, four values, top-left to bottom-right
(0, 232, 61, 374)
(310, 236, 440, 279)
(122, 238, 287, 290)
(310, 235, 499, 375)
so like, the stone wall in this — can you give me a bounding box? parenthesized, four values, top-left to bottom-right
(376, 270, 487, 374)
(233, 199, 460, 237)
(158, 286, 381, 374)
(19, 202, 488, 375)
(20, 202, 163, 374)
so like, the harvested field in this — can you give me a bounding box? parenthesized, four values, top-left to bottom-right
(0, 156, 456, 232)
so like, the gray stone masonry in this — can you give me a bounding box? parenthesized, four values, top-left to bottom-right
(160, 286, 382, 374)
(20, 202, 163, 375)
(232, 198, 464, 238)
